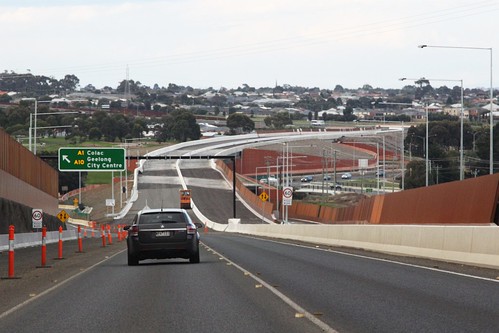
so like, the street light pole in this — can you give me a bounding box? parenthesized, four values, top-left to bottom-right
(459, 79, 464, 180)
(399, 79, 430, 185)
(401, 121, 405, 190)
(24, 99, 58, 155)
(425, 104, 429, 186)
(23, 98, 37, 153)
(419, 44, 493, 174)
(34, 99, 37, 155)
(400, 77, 464, 181)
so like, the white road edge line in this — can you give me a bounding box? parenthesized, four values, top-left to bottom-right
(248, 236, 499, 284)
(201, 242, 339, 333)
(0, 249, 127, 320)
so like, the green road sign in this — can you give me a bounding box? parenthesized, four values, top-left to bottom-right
(58, 147, 126, 172)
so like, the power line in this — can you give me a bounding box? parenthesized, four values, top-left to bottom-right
(30, 1, 499, 79)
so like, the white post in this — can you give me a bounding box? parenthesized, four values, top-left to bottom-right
(276, 156, 279, 218)
(401, 123, 405, 189)
(281, 144, 285, 222)
(120, 171, 123, 209)
(285, 143, 289, 223)
(111, 171, 115, 215)
(125, 141, 128, 200)
(78, 171, 82, 205)
(29, 113, 32, 152)
(333, 150, 337, 194)
(383, 135, 386, 190)
(376, 142, 380, 193)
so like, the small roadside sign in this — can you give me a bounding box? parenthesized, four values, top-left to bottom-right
(57, 210, 69, 223)
(259, 191, 269, 202)
(32, 208, 43, 229)
(358, 158, 369, 169)
(282, 186, 293, 206)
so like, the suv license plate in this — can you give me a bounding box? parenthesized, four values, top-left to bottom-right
(155, 231, 171, 237)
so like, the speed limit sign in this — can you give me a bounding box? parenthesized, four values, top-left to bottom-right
(282, 187, 293, 206)
(32, 208, 43, 229)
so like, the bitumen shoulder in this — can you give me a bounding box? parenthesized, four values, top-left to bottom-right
(0, 236, 126, 316)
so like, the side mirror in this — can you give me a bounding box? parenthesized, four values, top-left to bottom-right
(123, 225, 131, 231)
(195, 222, 204, 229)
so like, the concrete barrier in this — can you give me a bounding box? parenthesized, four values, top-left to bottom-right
(225, 223, 499, 269)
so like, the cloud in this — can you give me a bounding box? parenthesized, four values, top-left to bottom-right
(1, 0, 498, 89)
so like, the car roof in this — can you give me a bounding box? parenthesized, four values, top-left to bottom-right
(138, 208, 186, 215)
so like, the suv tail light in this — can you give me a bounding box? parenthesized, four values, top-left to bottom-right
(186, 225, 197, 235)
(131, 225, 139, 237)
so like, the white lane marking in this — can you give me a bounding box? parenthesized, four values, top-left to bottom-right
(247, 236, 499, 284)
(201, 242, 339, 333)
(0, 249, 127, 320)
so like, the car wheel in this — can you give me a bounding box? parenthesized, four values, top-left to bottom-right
(189, 249, 200, 263)
(128, 252, 139, 266)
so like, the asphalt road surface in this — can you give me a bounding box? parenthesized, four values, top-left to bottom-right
(1, 232, 498, 333)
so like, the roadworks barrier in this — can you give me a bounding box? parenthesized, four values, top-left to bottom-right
(0, 223, 121, 251)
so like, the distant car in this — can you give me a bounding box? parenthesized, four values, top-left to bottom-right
(323, 175, 331, 181)
(341, 173, 352, 179)
(260, 177, 278, 186)
(300, 175, 313, 182)
(124, 208, 203, 265)
(376, 170, 385, 177)
(330, 184, 342, 190)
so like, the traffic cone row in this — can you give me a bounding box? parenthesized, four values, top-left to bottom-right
(2, 223, 128, 279)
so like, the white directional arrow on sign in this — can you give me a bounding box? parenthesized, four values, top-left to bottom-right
(63, 155, 71, 163)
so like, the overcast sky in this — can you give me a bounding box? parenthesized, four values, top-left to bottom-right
(2, 0, 499, 91)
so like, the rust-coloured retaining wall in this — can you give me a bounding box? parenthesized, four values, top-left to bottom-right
(376, 174, 499, 224)
(219, 156, 499, 225)
(0, 129, 61, 229)
(0, 170, 59, 216)
(288, 174, 499, 225)
(0, 128, 58, 197)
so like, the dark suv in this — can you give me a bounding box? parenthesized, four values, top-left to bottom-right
(124, 208, 203, 265)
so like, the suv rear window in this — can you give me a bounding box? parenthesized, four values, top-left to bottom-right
(139, 212, 186, 224)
